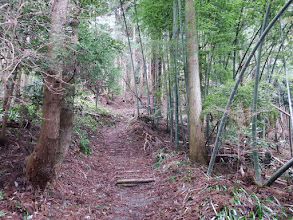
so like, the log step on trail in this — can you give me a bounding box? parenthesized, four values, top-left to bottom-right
(116, 178, 155, 186)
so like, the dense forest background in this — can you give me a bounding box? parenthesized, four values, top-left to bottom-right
(0, 0, 293, 219)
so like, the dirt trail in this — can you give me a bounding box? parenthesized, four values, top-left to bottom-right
(94, 118, 158, 219)
(0, 100, 171, 219)
(45, 110, 165, 220)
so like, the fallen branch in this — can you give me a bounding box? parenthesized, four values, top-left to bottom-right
(272, 104, 290, 117)
(116, 178, 155, 185)
(208, 154, 238, 158)
(117, 183, 138, 187)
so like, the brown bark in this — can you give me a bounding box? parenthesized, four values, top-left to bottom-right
(26, 0, 69, 189)
(186, 0, 208, 165)
(26, 76, 62, 189)
(57, 85, 74, 168)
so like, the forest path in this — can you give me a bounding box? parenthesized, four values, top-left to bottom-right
(92, 116, 158, 219)
(47, 108, 165, 219)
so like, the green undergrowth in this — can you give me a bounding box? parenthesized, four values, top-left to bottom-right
(198, 185, 292, 219)
(0, 190, 5, 218)
(73, 112, 97, 155)
(0, 101, 42, 125)
(73, 100, 119, 155)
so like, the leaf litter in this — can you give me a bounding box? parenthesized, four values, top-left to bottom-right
(0, 97, 292, 219)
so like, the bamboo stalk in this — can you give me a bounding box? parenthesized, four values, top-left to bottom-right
(250, 0, 271, 187)
(264, 157, 293, 186)
(280, 20, 293, 157)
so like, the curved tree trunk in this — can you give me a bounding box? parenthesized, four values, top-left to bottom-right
(186, 0, 208, 164)
(26, 0, 69, 190)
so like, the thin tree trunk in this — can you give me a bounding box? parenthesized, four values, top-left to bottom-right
(163, 56, 169, 131)
(134, 0, 151, 114)
(234, 27, 261, 80)
(0, 71, 18, 140)
(156, 53, 162, 128)
(120, 0, 140, 116)
(233, 6, 244, 80)
(259, 46, 274, 81)
(150, 50, 156, 108)
(178, 0, 190, 139)
(268, 44, 282, 83)
(178, 92, 186, 145)
(154, 46, 158, 115)
(95, 86, 98, 111)
(167, 46, 174, 141)
(204, 51, 212, 145)
(173, 0, 179, 147)
(279, 90, 286, 142)
(289, 116, 293, 156)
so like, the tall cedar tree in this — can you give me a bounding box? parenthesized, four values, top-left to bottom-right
(186, 0, 208, 164)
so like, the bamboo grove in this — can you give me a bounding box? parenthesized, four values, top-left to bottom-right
(118, 0, 293, 186)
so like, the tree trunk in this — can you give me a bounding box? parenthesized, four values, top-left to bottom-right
(0, 71, 18, 141)
(186, 0, 207, 164)
(26, 0, 69, 190)
(178, 0, 190, 139)
(57, 85, 74, 168)
(150, 50, 156, 108)
(173, 0, 179, 147)
(26, 76, 62, 189)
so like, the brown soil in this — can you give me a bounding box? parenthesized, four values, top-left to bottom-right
(0, 97, 292, 219)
